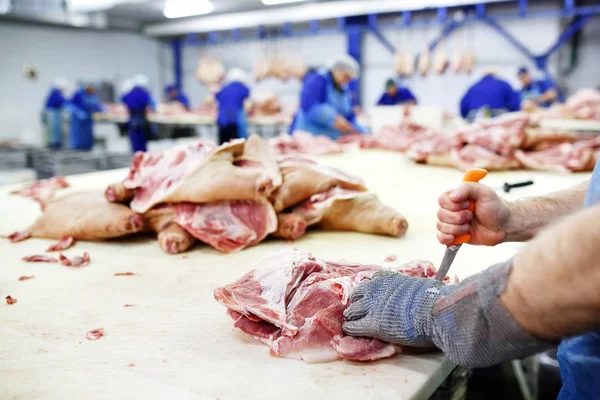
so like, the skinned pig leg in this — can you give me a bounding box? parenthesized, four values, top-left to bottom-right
(105, 182, 135, 203)
(158, 223, 196, 254)
(315, 194, 408, 237)
(271, 213, 307, 241)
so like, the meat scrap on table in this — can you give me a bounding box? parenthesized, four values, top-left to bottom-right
(114, 272, 136, 276)
(22, 255, 57, 263)
(58, 252, 91, 268)
(6, 295, 17, 305)
(214, 249, 457, 363)
(46, 236, 76, 252)
(86, 328, 104, 340)
(18, 275, 36, 281)
(10, 176, 69, 209)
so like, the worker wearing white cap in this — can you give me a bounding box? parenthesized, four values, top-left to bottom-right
(215, 68, 251, 144)
(121, 74, 156, 153)
(292, 54, 365, 139)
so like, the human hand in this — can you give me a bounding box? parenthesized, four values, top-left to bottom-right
(333, 116, 354, 133)
(437, 182, 510, 246)
(343, 270, 442, 347)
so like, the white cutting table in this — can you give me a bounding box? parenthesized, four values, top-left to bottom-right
(0, 150, 590, 400)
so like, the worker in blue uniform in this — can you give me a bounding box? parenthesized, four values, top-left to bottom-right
(459, 70, 520, 121)
(377, 79, 417, 106)
(121, 74, 156, 153)
(294, 54, 366, 139)
(518, 66, 561, 108)
(215, 68, 251, 144)
(44, 79, 68, 149)
(288, 67, 318, 134)
(344, 161, 600, 399)
(164, 84, 190, 110)
(68, 82, 104, 150)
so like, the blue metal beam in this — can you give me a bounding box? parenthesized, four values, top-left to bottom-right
(368, 25, 395, 54)
(172, 39, 182, 90)
(518, 0, 527, 17)
(542, 14, 591, 58)
(347, 28, 362, 106)
(475, 3, 486, 18)
(479, 16, 536, 60)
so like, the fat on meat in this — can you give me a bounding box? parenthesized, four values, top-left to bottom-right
(271, 213, 307, 241)
(173, 199, 277, 253)
(269, 132, 344, 156)
(214, 249, 455, 363)
(417, 48, 430, 77)
(514, 140, 599, 173)
(290, 187, 408, 238)
(10, 177, 69, 209)
(143, 205, 196, 254)
(452, 145, 522, 171)
(458, 113, 529, 156)
(22, 191, 143, 240)
(270, 155, 366, 212)
(433, 42, 449, 74)
(461, 49, 476, 74)
(46, 236, 76, 252)
(394, 50, 405, 77)
(116, 135, 282, 214)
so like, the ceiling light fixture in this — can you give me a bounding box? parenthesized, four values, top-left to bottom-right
(262, 0, 308, 4)
(164, 0, 213, 19)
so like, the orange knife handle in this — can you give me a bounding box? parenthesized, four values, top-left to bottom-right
(452, 168, 488, 246)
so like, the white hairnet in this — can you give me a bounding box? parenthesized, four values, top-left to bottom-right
(120, 79, 134, 95)
(326, 54, 360, 78)
(225, 68, 249, 86)
(133, 74, 150, 88)
(54, 78, 69, 90)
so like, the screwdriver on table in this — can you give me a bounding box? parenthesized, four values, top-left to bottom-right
(435, 168, 488, 281)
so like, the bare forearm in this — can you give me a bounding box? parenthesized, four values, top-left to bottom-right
(504, 181, 588, 242)
(501, 204, 600, 339)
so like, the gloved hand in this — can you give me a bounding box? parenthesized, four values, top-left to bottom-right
(343, 259, 549, 368)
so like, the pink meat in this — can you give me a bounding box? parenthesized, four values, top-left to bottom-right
(458, 113, 529, 156)
(58, 252, 90, 267)
(7, 231, 31, 243)
(514, 141, 599, 173)
(10, 177, 69, 209)
(22, 255, 57, 263)
(173, 199, 277, 253)
(451, 145, 522, 171)
(270, 132, 344, 155)
(214, 249, 455, 363)
(46, 236, 76, 252)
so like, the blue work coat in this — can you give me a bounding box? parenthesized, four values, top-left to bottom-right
(44, 88, 66, 147)
(68, 89, 104, 150)
(556, 157, 600, 399)
(377, 87, 417, 106)
(520, 79, 561, 108)
(294, 71, 365, 139)
(459, 75, 520, 121)
(122, 86, 155, 153)
(215, 82, 250, 139)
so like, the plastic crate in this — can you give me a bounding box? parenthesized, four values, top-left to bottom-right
(105, 153, 132, 170)
(32, 149, 108, 179)
(0, 147, 29, 170)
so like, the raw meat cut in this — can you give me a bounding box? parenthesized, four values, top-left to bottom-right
(458, 113, 529, 156)
(251, 91, 282, 116)
(143, 205, 196, 254)
(114, 272, 135, 276)
(394, 50, 405, 77)
(214, 249, 453, 363)
(271, 155, 366, 212)
(514, 141, 599, 173)
(402, 51, 415, 77)
(10, 177, 69, 209)
(269, 132, 344, 156)
(173, 199, 277, 253)
(6, 296, 17, 305)
(196, 56, 225, 86)
(405, 131, 462, 165)
(116, 135, 281, 214)
(462, 49, 476, 74)
(272, 213, 307, 241)
(22, 255, 57, 263)
(7, 231, 31, 243)
(417, 48, 430, 77)
(22, 191, 143, 240)
(290, 187, 408, 237)
(58, 252, 90, 267)
(46, 236, 76, 252)
(452, 145, 522, 171)
(433, 41, 449, 74)
(18, 275, 35, 281)
(86, 328, 104, 340)
(451, 48, 463, 73)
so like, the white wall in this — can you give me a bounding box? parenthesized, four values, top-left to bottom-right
(168, 15, 600, 118)
(0, 22, 163, 144)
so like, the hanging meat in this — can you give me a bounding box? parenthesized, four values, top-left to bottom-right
(196, 55, 225, 87)
(394, 50, 405, 77)
(462, 49, 476, 74)
(433, 38, 449, 74)
(402, 50, 415, 77)
(417, 48, 430, 77)
(9, 191, 144, 241)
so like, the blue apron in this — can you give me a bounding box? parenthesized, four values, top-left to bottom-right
(294, 72, 355, 140)
(556, 155, 600, 399)
(69, 93, 101, 150)
(128, 110, 149, 153)
(46, 108, 63, 148)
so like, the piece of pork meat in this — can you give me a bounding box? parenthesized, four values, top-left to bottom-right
(143, 205, 196, 254)
(405, 131, 462, 166)
(514, 141, 599, 173)
(458, 113, 529, 156)
(269, 132, 344, 156)
(271, 213, 307, 241)
(417, 48, 430, 77)
(270, 155, 366, 212)
(10, 177, 69, 209)
(46, 236, 76, 252)
(58, 252, 91, 267)
(116, 135, 281, 213)
(290, 187, 408, 237)
(173, 199, 277, 253)
(22, 255, 57, 263)
(7, 231, 32, 243)
(452, 145, 522, 171)
(214, 250, 452, 363)
(22, 191, 143, 240)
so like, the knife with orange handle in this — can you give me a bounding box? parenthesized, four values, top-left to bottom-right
(435, 168, 488, 281)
